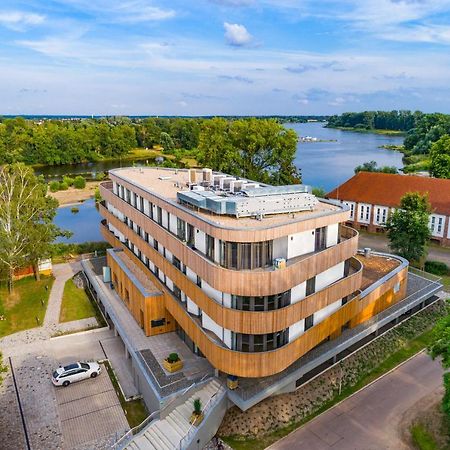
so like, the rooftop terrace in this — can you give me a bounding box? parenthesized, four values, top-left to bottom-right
(109, 167, 345, 229)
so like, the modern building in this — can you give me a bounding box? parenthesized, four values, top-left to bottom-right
(98, 167, 412, 380)
(326, 171, 450, 246)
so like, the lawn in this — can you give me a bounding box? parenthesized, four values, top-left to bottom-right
(223, 330, 436, 450)
(410, 424, 439, 450)
(59, 278, 97, 322)
(0, 275, 54, 337)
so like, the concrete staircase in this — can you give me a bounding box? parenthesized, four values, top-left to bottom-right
(125, 379, 224, 450)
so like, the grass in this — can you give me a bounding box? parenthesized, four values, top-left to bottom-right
(410, 424, 439, 450)
(104, 360, 148, 428)
(59, 277, 107, 326)
(59, 278, 96, 322)
(222, 329, 435, 450)
(0, 275, 54, 337)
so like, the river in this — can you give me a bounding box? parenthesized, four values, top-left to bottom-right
(287, 122, 404, 192)
(52, 122, 404, 242)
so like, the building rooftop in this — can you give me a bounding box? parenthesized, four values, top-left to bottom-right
(110, 167, 344, 229)
(355, 253, 401, 290)
(326, 172, 450, 216)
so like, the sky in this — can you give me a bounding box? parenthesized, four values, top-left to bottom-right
(2, 0, 450, 115)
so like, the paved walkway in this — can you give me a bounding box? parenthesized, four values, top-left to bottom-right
(269, 351, 444, 450)
(0, 262, 98, 357)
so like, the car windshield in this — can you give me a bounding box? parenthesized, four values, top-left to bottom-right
(80, 363, 90, 370)
(52, 371, 59, 379)
(63, 363, 79, 371)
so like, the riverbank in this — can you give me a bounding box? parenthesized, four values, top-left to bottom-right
(326, 126, 405, 136)
(49, 181, 100, 206)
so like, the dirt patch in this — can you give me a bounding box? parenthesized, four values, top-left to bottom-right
(400, 388, 449, 450)
(3, 291, 20, 309)
(49, 181, 100, 206)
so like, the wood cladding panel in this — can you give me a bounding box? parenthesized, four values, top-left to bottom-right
(108, 252, 176, 336)
(99, 200, 358, 297)
(102, 226, 409, 377)
(102, 215, 362, 333)
(102, 180, 351, 243)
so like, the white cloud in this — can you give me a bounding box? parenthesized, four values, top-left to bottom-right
(0, 11, 45, 30)
(224, 22, 253, 46)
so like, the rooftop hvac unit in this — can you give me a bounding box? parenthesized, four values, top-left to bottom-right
(202, 168, 213, 184)
(242, 182, 259, 190)
(220, 177, 236, 191)
(230, 180, 244, 193)
(188, 168, 197, 184)
(191, 185, 205, 191)
(213, 174, 226, 187)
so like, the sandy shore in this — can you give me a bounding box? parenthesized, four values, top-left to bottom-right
(49, 181, 101, 206)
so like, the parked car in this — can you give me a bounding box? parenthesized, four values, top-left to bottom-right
(52, 361, 101, 387)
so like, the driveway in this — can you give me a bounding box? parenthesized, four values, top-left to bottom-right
(269, 352, 444, 450)
(55, 368, 129, 449)
(358, 231, 450, 266)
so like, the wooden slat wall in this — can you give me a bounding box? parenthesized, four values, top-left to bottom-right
(102, 179, 351, 243)
(102, 225, 408, 377)
(107, 252, 176, 336)
(101, 208, 363, 333)
(99, 200, 358, 297)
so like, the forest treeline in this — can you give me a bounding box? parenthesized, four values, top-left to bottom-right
(328, 111, 450, 178)
(327, 110, 420, 131)
(0, 116, 300, 185)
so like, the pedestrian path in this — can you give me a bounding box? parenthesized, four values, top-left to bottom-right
(0, 261, 99, 357)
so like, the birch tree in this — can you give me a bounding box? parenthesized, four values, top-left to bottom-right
(0, 163, 66, 291)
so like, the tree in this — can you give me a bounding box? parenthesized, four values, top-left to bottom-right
(354, 160, 398, 174)
(159, 132, 174, 153)
(429, 134, 450, 178)
(385, 192, 431, 263)
(0, 164, 67, 291)
(428, 300, 450, 419)
(198, 118, 300, 185)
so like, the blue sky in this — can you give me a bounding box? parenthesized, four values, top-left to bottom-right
(1, 0, 450, 115)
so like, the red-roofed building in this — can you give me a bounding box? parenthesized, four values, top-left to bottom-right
(326, 172, 450, 246)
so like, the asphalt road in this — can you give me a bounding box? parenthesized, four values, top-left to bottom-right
(269, 352, 444, 450)
(358, 231, 450, 266)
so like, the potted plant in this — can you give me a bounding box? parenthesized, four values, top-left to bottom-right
(163, 352, 183, 373)
(190, 398, 204, 426)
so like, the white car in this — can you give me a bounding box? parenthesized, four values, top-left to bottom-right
(52, 362, 101, 387)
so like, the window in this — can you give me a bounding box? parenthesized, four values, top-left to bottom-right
(144, 232, 149, 243)
(153, 240, 159, 251)
(234, 330, 289, 352)
(196, 275, 202, 287)
(173, 256, 181, 270)
(157, 206, 162, 225)
(344, 201, 355, 220)
(315, 227, 327, 251)
(304, 314, 314, 331)
(220, 240, 273, 270)
(177, 218, 186, 241)
(306, 277, 315, 296)
(206, 234, 215, 261)
(151, 318, 166, 327)
(187, 224, 195, 247)
(231, 291, 290, 311)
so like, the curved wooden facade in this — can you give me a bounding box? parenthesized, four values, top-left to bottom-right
(103, 226, 408, 377)
(99, 198, 359, 297)
(101, 221, 363, 334)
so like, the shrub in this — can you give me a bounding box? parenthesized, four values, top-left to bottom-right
(425, 260, 449, 276)
(167, 352, 179, 363)
(73, 176, 86, 189)
(51, 241, 110, 257)
(193, 398, 202, 415)
(58, 182, 69, 191)
(49, 181, 60, 192)
(95, 172, 106, 181)
(63, 176, 74, 186)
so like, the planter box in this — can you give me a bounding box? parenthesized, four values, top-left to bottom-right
(190, 412, 204, 426)
(163, 359, 183, 373)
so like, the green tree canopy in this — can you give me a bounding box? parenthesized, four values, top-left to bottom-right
(354, 160, 398, 174)
(0, 164, 68, 290)
(385, 192, 431, 263)
(198, 118, 300, 185)
(429, 134, 450, 178)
